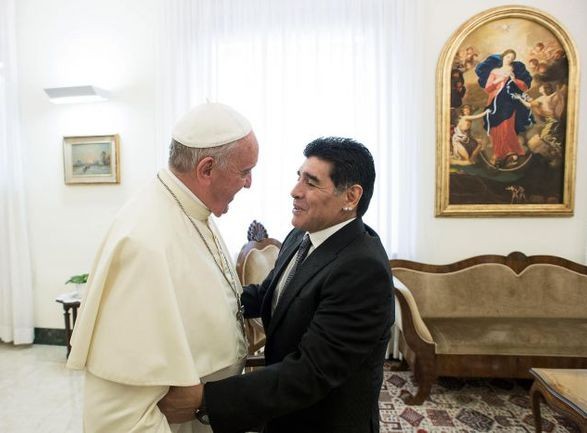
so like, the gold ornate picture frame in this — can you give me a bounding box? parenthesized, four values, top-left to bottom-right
(436, 6, 579, 216)
(63, 134, 120, 184)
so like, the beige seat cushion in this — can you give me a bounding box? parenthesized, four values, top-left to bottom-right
(426, 318, 587, 357)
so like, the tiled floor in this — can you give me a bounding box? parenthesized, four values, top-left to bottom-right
(0, 343, 83, 433)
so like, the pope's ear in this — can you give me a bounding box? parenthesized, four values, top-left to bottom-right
(195, 157, 214, 183)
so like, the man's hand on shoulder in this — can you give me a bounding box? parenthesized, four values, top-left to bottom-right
(158, 383, 204, 424)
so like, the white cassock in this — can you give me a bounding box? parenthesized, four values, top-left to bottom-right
(67, 168, 248, 433)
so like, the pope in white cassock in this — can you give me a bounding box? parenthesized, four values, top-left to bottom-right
(67, 102, 259, 433)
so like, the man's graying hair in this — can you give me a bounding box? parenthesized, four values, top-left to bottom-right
(168, 139, 237, 173)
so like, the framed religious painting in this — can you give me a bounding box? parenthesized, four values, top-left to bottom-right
(436, 6, 579, 216)
(63, 134, 120, 184)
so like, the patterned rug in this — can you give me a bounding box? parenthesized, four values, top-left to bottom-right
(380, 363, 580, 433)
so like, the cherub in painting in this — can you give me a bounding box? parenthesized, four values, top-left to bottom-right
(512, 82, 566, 166)
(450, 105, 487, 165)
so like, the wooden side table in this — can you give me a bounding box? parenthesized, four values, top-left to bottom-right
(55, 292, 81, 357)
(530, 368, 587, 433)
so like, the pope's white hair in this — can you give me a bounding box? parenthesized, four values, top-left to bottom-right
(168, 139, 237, 173)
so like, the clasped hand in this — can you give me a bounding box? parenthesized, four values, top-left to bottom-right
(158, 383, 204, 424)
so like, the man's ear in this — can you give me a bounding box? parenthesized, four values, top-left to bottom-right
(195, 157, 214, 185)
(345, 184, 363, 210)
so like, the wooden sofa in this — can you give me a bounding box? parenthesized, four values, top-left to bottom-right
(391, 252, 587, 405)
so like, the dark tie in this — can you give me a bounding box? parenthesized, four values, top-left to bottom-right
(273, 234, 311, 311)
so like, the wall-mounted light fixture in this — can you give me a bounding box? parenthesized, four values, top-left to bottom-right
(43, 85, 110, 104)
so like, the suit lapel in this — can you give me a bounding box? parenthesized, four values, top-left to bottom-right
(268, 219, 365, 336)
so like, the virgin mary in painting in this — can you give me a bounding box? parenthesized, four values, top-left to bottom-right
(475, 49, 534, 167)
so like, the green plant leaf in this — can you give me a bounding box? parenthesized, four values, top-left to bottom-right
(65, 273, 89, 284)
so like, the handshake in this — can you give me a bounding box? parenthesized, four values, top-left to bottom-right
(158, 383, 206, 424)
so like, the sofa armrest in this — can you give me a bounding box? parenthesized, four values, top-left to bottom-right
(394, 279, 434, 344)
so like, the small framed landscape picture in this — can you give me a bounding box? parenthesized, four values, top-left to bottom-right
(63, 135, 120, 184)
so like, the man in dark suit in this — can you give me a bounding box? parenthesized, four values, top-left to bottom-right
(159, 137, 394, 433)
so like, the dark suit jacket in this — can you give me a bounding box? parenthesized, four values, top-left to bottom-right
(205, 218, 394, 433)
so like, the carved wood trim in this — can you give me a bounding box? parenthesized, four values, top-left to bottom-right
(391, 252, 587, 276)
(530, 372, 587, 433)
(247, 220, 268, 242)
(395, 287, 436, 405)
(244, 355, 265, 368)
(435, 354, 587, 378)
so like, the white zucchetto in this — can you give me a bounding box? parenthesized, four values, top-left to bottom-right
(172, 102, 252, 148)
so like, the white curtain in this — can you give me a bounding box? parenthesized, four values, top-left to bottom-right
(157, 0, 423, 262)
(0, 0, 34, 344)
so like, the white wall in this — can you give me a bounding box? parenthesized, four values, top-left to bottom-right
(413, 0, 587, 264)
(16, 0, 158, 328)
(14, 0, 587, 330)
